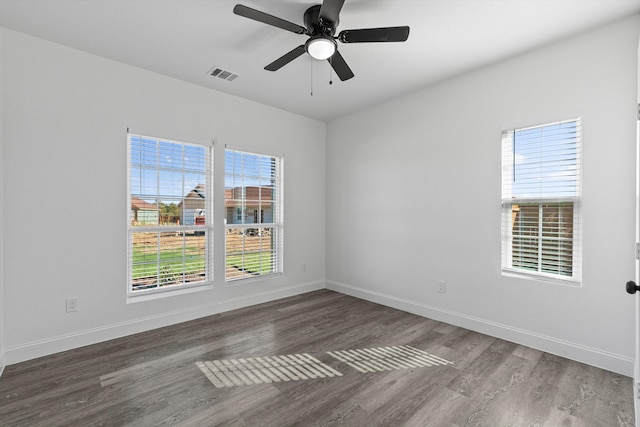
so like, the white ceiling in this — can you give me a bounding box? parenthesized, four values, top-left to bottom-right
(1, 0, 639, 122)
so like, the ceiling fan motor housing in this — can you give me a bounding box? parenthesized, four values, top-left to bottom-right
(304, 5, 337, 36)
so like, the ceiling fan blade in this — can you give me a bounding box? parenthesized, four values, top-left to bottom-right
(339, 26, 410, 43)
(233, 4, 307, 35)
(328, 50, 354, 81)
(319, 0, 345, 25)
(265, 45, 306, 71)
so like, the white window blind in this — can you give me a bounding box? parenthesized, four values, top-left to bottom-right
(127, 133, 212, 294)
(501, 119, 582, 283)
(224, 148, 283, 281)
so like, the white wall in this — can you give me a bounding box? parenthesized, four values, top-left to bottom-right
(326, 16, 640, 376)
(1, 28, 326, 364)
(0, 26, 5, 375)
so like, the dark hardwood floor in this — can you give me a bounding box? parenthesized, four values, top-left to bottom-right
(0, 290, 634, 426)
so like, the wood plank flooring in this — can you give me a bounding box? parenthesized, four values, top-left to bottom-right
(0, 290, 634, 426)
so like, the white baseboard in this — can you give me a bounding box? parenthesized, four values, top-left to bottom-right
(327, 280, 634, 377)
(4, 281, 324, 366)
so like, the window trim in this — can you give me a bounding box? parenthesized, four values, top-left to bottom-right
(500, 118, 582, 285)
(126, 132, 214, 301)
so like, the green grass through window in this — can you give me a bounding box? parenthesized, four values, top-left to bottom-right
(131, 246, 205, 284)
(226, 251, 275, 276)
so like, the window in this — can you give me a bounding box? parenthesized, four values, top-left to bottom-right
(225, 148, 283, 281)
(128, 133, 212, 295)
(501, 119, 582, 283)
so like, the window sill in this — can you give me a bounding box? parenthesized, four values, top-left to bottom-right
(127, 281, 213, 304)
(501, 269, 581, 288)
(225, 272, 283, 286)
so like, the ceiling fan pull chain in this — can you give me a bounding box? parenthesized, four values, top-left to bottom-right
(310, 60, 314, 96)
(329, 57, 333, 85)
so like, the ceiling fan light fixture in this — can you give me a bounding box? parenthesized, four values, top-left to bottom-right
(306, 36, 336, 60)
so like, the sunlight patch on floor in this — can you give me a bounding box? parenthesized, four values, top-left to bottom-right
(196, 345, 453, 388)
(196, 353, 342, 388)
(327, 345, 454, 373)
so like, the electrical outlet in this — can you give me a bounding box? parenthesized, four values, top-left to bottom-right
(66, 297, 79, 313)
(437, 281, 447, 294)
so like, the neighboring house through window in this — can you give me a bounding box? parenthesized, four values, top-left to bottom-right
(225, 148, 283, 281)
(127, 133, 212, 296)
(501, 119, 582, 284)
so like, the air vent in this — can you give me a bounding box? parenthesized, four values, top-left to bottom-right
(208, 66, 239, 82)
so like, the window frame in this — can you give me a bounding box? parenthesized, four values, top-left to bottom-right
(501, 118, 582, 285)
(224, 147, 284, 283)
(127, 132, 214, 300)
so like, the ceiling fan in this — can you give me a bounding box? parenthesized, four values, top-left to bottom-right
(233, 0, 410, 81)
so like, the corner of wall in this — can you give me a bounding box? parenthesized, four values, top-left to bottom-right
(0, 26, 5, 378)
